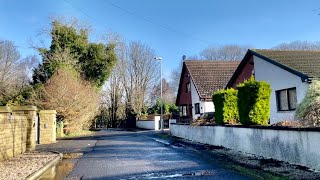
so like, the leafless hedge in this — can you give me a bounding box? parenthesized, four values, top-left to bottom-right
(29, 67, 99, 134)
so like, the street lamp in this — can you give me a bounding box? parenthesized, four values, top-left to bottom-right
(154, 57, 163, 132)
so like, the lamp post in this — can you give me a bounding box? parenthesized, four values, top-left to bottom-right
(154, 57, 163, 132)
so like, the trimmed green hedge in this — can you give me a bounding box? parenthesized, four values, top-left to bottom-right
(212, 89, 239, 124)
(237, 77, 271, 125)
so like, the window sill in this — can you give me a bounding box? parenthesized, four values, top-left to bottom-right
(277, 110, 295, 113)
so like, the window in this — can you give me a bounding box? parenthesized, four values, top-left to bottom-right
(186, 83, 191, 93)
(276, 88, 297, 111)
(195, 103, 200, 114)
(179, 105, 188, 117)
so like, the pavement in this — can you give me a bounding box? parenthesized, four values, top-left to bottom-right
(37, 129, 252, 179)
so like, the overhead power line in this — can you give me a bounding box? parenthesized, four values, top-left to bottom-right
(63, 0, 212, 45)
(104, 0, 212, 45)
(63, 0, 97, 23)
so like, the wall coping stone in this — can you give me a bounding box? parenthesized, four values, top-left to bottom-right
(11, 106, 37, 111)
(0, 106, 12, 113)
(39, 110, 57, 114)
(172, 123, 320, 132)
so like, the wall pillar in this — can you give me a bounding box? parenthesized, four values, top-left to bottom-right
(11, 106, 37, 151)
(154, 116, 160, 130)
(0, 106, 13, 161)
(39, 110, 57, 144)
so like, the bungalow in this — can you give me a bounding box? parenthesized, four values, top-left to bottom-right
(176, 60, 239, 121)
(227, 49, 320, 124)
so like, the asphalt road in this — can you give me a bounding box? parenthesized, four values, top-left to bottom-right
(38, 129, 251, 179)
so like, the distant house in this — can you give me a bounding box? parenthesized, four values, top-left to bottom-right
(176, 60, 239, 120)
(227, 49, 320, 124)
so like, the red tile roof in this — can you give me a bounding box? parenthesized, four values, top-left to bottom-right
(184, 60, 240, 98)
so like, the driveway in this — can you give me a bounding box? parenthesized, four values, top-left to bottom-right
(38, 129, 251, 179)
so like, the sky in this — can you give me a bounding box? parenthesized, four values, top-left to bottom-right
(1, 0, 320, 78)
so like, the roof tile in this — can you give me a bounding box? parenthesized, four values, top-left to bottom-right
(185, 60, 239, 98)
(253, 49, 320, 78)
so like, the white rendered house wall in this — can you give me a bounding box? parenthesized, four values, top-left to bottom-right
(191, 80, 215, 120)
(202, 101, 214, 114)
(191, 80, 201, 119)
(253, 56, 309, 124)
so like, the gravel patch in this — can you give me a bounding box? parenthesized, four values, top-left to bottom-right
(0, 151, 59, 180)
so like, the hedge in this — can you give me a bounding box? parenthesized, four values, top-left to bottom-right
(237, 77, 271, 125)
(295, 80, 320, 127)
(212, 88, 239, 124)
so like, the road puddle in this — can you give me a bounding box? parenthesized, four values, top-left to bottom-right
(139, 170, 215, 179)
(40, 153, 82, 180)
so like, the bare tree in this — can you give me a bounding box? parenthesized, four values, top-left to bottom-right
(121, 41, 159, 116)
(0, 40, 37, 99)
(102, 34, 159, 122)
(103, 63, 126, 127)
(101, 33, 127, 127)
(199, 44, 250, 60)
(169, 56, 185, 96)
(150, 78, 175, 104)
(273, 40, 320, 50)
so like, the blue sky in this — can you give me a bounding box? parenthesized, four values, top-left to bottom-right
(1, 0, 320, 78)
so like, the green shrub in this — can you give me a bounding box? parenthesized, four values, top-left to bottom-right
(212, 88, 239, 124)
(148, 99, 178, 115)
(237, 77, 271, 125)
(295, 80, 320, 127)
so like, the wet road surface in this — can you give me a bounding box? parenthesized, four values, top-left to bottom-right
(61, 129, 250, 179)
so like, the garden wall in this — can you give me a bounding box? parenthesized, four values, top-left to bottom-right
(0, 107, 27, 161)
(0, 106, 57, 161)
(136, 116, 160, 130)
(170, 124, 320, 171)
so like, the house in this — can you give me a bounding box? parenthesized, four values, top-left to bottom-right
(227, 49, 320, 124)
(176, 60, 239, 121)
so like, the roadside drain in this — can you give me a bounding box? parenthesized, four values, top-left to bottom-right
(40, 153, 83, 180)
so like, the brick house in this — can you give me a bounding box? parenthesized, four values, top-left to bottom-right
(176, 60, 239, 121)
(227, 49, 320, 124)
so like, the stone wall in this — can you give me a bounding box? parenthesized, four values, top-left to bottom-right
(11, 106, 37, 151)
(0, 106, 57, 161)
(170, 124, 320, 171)
(0, 107, 27, 161)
